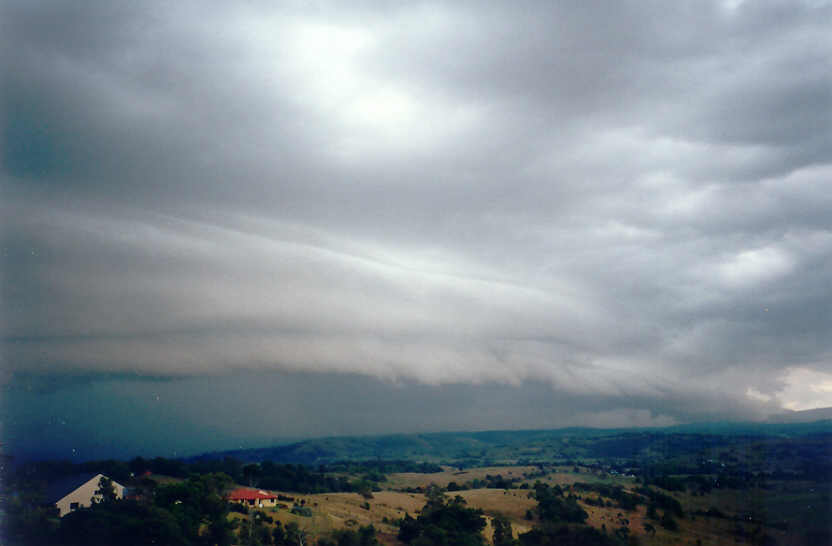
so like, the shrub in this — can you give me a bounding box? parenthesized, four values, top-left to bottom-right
(230, 503, 249, 514)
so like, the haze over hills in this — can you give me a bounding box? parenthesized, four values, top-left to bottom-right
(191, 418, 832, 466)
(766, 406, 832, 423)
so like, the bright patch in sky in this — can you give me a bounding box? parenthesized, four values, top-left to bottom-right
(717, 246, 794, 287)
(745, 387, 771, 403)
(761, 367, 832, 411)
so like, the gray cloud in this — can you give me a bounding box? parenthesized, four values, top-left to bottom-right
(3, 0, 832, 440)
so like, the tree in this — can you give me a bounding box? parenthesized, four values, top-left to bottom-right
(492, 513, 517, 546)
(398, 513, 420, 543)
(152, 472, 235, 545)
(243, 464, 261, 487)
(518, 524, 622, 546)
(272, 521, 287, 545)
(397, 490, 485, 545)
(58, 501, 186, 546)
(323, 525, 380, 546)
(238, 523, 251, 545)
(95, 476, 118, 504)
(660, 512, 678, 531)
(3, 496, 60, 546)
(533, 484, 587, 524)
(206, 511, 238, 546)
(284, 521, 306, 545)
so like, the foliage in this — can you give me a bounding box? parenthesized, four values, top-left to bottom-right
(649, 475, 684, 492)
(2, 497, 60, 546)
(255, 461, 356, 493)
(291, 504, 313, 517)
(236, 511, 273, 546)
(518, 523, 623, 546)
(323, 460, 442, 475)
(230, 502, 249, 514)
(572, 483, 640, 511)
(283, 522, 305, 546)
(58, 501, 187, 546)
(492, 513, 518, 546)
(318, 525, 380, 546)
(532, 483, 587, 524)
(397, 490, 486, 546)
(635, 487, 683, 518)
(11, 471, 239, 546)
(94, 476, 118, 504)
(659, 511, 678, 531)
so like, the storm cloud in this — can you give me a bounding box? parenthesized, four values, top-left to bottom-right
(3, 0, 832, 450)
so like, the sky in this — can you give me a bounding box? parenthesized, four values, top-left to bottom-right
(2, 0, 832, 460)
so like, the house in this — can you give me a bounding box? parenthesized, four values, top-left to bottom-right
(227, 487, 279, 509)
(46, 473, 127, 517)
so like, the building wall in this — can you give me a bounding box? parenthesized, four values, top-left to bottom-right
(55, 474, 127, 517)
(230, 496, 278, 509)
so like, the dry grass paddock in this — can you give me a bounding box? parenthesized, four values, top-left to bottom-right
(222, 470, 801, 545)
(385, 465, 538, 489)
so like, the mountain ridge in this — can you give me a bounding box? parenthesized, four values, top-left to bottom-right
(189, 416, 832, 465)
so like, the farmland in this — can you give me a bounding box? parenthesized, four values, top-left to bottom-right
(219, 463, 829, 545)
(4, 421, 830, 545)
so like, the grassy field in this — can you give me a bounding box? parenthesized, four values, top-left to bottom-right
(385, 465, 537, 489)
(225, 469, 591, 543)
(226, 464, 829, 545)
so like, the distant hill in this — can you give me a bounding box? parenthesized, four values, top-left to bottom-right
(189, 429, 580, 464)
(189, 419, 832, 465)
(767, 406, 832, 423)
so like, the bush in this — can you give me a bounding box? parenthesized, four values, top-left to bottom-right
(290, 505, 313, 517)
(534, 484, 588, 524)
(519, 523, 622, 546)
(327, 525, 380, 546)
(397, 494, 486, 545)
(229, 503, 249, 514)
(706, 507, 726, 519)
(660, 512, 678, 531)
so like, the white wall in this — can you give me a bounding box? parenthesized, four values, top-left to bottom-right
(55, 474, 127, 517)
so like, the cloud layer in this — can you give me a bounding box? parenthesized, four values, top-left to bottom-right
(3, 0, 832, 424)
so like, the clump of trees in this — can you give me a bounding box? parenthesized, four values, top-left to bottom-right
(635, 487, 683, 518)
(519, 524, 625, 546)
(323, 460, 442, 475)
(492, 513, 516, 546)
(530, 483, 587, 524)
(659, 511, 678, 531)
(318, 525, 379, 546)
(398, 486, 486, 545)
(572, 483, 640, 511)
(509, 481, 635, 546)
(10, 456, 373, 496)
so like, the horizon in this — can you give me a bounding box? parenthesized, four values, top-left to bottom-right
(7, 381, 830, 463)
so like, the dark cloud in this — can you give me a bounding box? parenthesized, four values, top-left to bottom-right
(2, 370, 769, 460)
(2, 0, 832, 454)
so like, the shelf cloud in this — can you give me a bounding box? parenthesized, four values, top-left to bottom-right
(3, 0, 832, 444)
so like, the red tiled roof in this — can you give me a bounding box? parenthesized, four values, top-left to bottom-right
(227, 488, 277, 501)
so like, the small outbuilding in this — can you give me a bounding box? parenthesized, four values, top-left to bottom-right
(228, 487, 279, 509)
(46, 473, 127, 517)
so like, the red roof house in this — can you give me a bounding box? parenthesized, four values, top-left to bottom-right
(227, 488, 279, 508)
